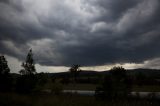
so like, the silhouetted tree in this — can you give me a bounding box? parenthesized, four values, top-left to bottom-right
(0, 56, 10, 75)
(95, 66, 132, 100)
(19, 49, 36, 75)
(16, 49, 37, 93)
(69, 64, 81, 83)
(110, 66, 132, 98)
(0, 55, 12, 91)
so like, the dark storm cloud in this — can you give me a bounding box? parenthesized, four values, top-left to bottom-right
(86, 0, 140, 22)
(0, 0, 160, 67)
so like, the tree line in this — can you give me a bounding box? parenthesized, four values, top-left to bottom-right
(1, 49, 159, 100)
(0, 49, 82, 94)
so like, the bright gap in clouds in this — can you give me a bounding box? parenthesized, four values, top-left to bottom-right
(5, 55, 160, 73)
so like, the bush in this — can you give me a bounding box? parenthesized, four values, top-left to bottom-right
(16, 74, 37, 93)
(0, 75, 12, 92)
(60, 77, 70, 85)
(51, 83, 63, 95)
(0, 55, 12, 92)
(95, 66, 132, 100)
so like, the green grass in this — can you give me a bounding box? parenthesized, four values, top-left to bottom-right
(0, 92, 159, 106)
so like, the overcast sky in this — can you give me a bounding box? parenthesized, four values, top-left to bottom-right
(0, 0, 160, 73)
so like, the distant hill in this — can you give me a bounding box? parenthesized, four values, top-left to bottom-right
(49, 70, 103, 78)
(48, 68, 160, 79)
(10, 68, 160, 79)
(127, 68, 160, 78)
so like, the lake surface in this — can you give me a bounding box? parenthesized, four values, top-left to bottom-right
(63, 90, 95, 96)
(63, 90, 160, 98)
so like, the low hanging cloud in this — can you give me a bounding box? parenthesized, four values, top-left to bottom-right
(0, 0, 160, 71)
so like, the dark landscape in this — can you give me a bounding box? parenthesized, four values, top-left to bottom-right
(1, 51, 160, 106)
(1, 0, 160, 106)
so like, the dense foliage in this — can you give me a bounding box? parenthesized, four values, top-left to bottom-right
(95, 66, 132, 100)
(0, 55, 12, 91)
(16, 49, 37, 93)
(69, 64, 81, 82)
(19, 49, 36, 75)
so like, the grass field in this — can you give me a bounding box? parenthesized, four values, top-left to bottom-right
(133, 85, 160, 92)
(0, 92, 159, 106)
(63, 84, 97, 90)
(62, 83, 160, 92)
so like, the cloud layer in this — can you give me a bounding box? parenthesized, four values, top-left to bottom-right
(0, 0, 160, 70)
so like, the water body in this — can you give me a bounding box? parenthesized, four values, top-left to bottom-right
(63, 90, 160, 98)
(63, 90, 95, 96)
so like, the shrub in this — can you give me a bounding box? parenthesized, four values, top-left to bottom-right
(16, 74, 37, 93)
(51, 83, 63, 95)
(95, 66, 132, 100)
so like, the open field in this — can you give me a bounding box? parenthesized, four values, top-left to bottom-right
(0, 92, 160, 106)
(63, 84, 98, 90)
(62, 83, 160, 92)
(133, 85, 160, 92)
